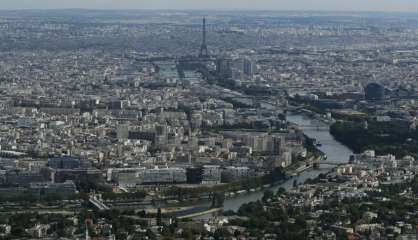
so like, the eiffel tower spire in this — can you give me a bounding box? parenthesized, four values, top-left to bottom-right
(199, 17, 209, 58)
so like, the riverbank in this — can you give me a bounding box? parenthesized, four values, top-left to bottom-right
(220, 113, 353, 211)
(157, 152, 321, 209)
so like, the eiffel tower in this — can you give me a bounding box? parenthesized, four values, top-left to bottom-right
(199, 17, 209, 58)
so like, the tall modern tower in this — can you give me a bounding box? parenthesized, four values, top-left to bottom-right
(199, 17, 209, 58)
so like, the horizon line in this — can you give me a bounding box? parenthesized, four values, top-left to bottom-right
(0, 8, 417, 15)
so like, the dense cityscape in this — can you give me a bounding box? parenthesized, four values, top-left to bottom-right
(0, 9, 417, 240)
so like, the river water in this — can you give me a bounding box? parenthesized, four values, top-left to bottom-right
(221, 114, 354, 212)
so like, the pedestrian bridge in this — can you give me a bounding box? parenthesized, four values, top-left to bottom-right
(89, 195, 110, 210)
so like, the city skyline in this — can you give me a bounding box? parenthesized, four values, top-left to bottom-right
(1, 0, 418, 13)
(0, 2, 418, 239)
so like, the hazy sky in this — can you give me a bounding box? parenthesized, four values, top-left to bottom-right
(1, 0, 418, 12)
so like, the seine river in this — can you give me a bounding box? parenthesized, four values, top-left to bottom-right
(221, 114, 354, 212)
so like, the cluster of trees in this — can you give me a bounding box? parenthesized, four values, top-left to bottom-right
(223, 174, 418, 240)
(288, 97, 326, 115)
(0, 212, 73, 239)
(261, 167, 287, 185)
(78, 209, 149, 239)
(412, 175, 418, 194)
(330, 120, 418, 157)
(101, 191, 146, 201)
(198, 68, 219, 86)
(75, 174, 112, 194)
(164, 167, 287, 201)
(233, 199, 308, 239)
(0, 191, 81, 204)
(210, 192, 225, 208)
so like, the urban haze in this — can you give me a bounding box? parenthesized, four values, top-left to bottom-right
(1, 0, 418, 12)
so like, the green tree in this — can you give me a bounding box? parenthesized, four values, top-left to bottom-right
(157, 208, 162, 226)
(262, 190, 274, 203)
